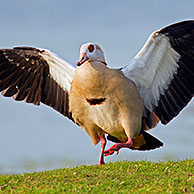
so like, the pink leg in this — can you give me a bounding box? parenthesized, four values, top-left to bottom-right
(99, 136, 107, 166)
(104, 137, 133, 156)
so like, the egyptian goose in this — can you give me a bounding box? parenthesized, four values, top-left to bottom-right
(0, 20, 194, 165)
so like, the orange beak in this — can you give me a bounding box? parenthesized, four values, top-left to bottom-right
(76, 52, 89, 66)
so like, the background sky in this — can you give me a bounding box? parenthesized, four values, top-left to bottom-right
(0, 0, 194, 174)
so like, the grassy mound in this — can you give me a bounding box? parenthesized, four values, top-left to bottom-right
(0, 160, 194, 193)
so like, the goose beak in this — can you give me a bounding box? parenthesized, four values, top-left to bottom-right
(76, 52, 89, 66)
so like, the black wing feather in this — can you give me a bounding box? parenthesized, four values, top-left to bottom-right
(151, 20, 194, 125)
(0, 47, 73, 120)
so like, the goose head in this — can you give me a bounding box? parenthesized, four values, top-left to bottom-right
(76, 43, 106, 66)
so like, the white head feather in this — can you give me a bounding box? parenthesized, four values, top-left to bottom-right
(77, 43, 105, 65)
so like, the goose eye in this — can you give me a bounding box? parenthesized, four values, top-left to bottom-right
(88, 44, 94, 53)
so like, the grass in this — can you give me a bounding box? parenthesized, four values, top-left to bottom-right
(0, 160, 194, 193)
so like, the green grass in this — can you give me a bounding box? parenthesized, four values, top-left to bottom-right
(0, 160, 194, 193)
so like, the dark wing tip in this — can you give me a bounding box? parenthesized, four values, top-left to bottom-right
(159, 20, 194, 36)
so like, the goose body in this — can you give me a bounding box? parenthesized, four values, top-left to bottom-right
(70, 61, 142, 145)
(0, 20, 194, 165)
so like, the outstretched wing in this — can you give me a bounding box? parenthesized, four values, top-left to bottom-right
(0, 47, 75, 120)
(122, 20, 194, 130)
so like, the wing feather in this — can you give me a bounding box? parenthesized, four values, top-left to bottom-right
(122, 20, 194, 129)
(0, 47, 75, 120)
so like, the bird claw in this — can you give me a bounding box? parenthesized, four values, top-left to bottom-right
(104, 145, 120, 156)
(104, 138, 132, 157)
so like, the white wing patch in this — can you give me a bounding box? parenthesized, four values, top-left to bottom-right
(40, 50, 75, 92)
(122, 32, 180, 114)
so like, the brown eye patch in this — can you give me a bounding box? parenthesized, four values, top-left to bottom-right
(88, 44, 94, 52)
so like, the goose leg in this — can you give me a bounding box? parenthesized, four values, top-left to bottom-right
(104, 137, 133, 156)
(99, 135, 106, 166)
